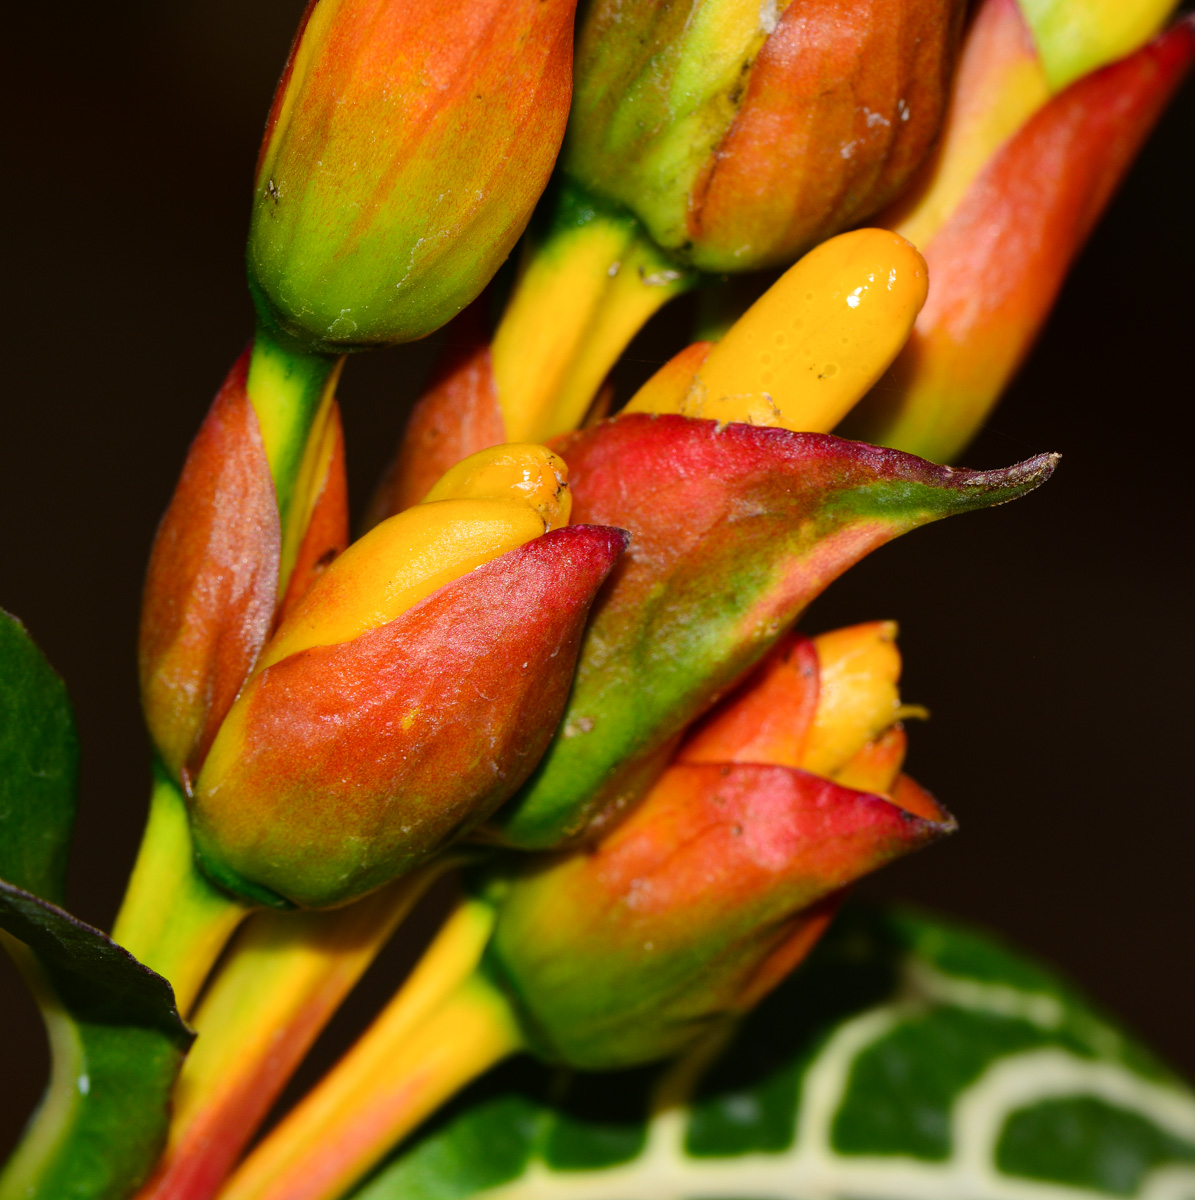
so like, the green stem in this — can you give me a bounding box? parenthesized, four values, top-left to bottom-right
(245, 323, 343, 556)
(0, 934, 83, 1200)
(110, 766, 249, 1016)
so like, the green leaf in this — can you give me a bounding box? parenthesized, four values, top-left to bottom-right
(352, 904, 1195, 1200)
(0, 886, 194, 1200)
(0, 609, 79, 905)
(0, 612, 192, 1200)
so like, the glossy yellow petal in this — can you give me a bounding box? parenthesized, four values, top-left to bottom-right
(677, 230, 927, 433)
(801, 620, 905, 777)
(422, 443, 571, 530)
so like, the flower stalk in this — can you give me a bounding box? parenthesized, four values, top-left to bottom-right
(216, 900, 519, 1200)
(110, 769, 249, 1017)
(132, 863, 454, 1200)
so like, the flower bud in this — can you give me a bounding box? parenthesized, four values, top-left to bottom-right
(190, 447, 627, 908)
(489, 414, 1056, 850)
(801, 621, 920, 775)
(483, 622, 951, 1068)
(248, 0, 576, 351)
(565, 0, 962, 271)
(679, 621, 922, 777)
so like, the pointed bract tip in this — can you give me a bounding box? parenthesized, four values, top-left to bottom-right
(957, 451, 1060, 504)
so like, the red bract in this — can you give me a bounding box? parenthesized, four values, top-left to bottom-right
(487, 760, 952, 1067)
(138, 352, 280, 783)
(489, 414, 1055, 849)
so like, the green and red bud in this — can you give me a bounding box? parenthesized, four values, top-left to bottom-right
(488, 414, 1055, 850)
(565, 0, 962, 272)
(483, 622, 950, 1068)
(248, 0, 576, 352)
(190, 448, 627, 909)
(847, 15, 1195, 461)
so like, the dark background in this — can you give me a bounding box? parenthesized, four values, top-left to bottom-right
(2, 0, 1192, 1156)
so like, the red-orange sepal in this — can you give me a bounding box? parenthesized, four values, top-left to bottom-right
(138, 351, 280, 785)
(191, 526, 628, 909)
(490, 414, 1054, 849)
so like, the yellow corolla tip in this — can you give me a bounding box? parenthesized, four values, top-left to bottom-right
(679, 229, 928, 435)
(422, 443, 571, 531)
(256, 444, 571, 671)
(801, 620, 907, 778)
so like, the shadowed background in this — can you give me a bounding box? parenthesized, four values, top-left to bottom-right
(2, 0, 1192, 1157)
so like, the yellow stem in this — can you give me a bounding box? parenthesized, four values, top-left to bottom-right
(492, 187, 692, 443)
(111, 767, 249, 1016)
(217, 899, 519, 1200)
(137, 864, 453, 1200)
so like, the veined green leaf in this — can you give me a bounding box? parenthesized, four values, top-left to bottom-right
(353, 905, 1195, 1200)
(0, 611, 192, 1200)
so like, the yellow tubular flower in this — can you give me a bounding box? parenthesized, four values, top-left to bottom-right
(626, 230, 927, 434)
(422, 443, 570, 513)
(801, 621, 925, 777)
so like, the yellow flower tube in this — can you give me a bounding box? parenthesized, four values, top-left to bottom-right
(626, 229, 927, 434)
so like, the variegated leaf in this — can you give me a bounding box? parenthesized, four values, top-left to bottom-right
(352, 904, 1195, 1200)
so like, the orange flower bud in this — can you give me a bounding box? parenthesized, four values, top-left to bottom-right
(249, 0, 576, 351)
